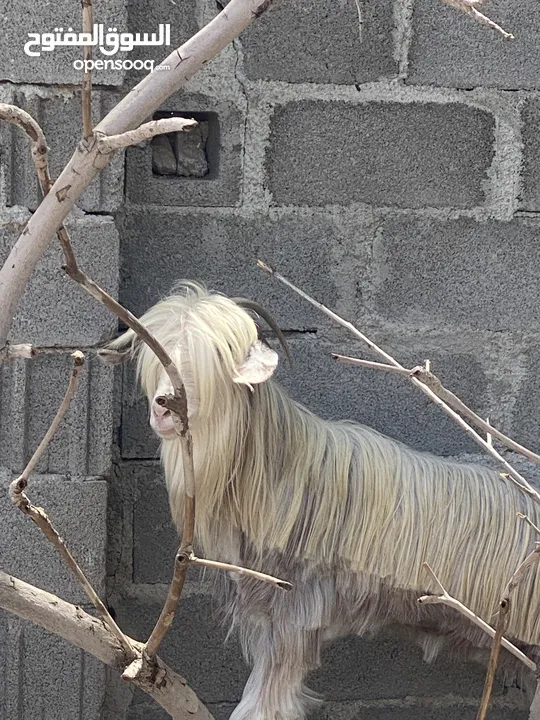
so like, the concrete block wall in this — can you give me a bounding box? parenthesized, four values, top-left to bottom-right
(2, 0, 540, 719)
(109, 1, 540, 720)
(0, 20, 122, 719)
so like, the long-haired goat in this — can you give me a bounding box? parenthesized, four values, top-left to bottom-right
(103, 282, 540, 720)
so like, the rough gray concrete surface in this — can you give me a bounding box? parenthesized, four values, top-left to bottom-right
(1, 0, 540, 719)
(266, 101, 495, 208)
(0, 0, 127, 86)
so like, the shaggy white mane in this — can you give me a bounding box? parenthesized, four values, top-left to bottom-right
(110, 281, 540, 652)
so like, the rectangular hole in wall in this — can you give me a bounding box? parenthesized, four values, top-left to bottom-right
(151, 111, 220, 180)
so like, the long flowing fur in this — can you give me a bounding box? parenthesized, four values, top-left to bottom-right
(109, 282, 540, 718)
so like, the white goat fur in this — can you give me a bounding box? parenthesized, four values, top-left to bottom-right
(109, 282, 540, 719)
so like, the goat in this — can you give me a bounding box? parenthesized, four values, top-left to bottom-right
(102, 281, 540, 720)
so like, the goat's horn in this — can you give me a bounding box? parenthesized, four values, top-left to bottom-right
(232, 297, 292, 365)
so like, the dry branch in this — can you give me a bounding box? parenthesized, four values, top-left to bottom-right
(0, 571, 213, 720)
(418, 563, 535, 671)
(335, 353, 540, 467)
(10, 351, 83, 484)
(259, 262, 540, 505)
(0, 104, 52, 194)
(0, 0, 277, 351)
(96, 117, 198, 152)
(519, 514, 540, 537)
(58, 236, 290, 662)
(442, 0, 514, 38)
(477, 544, 540, 719)
(8, 351, 135, 658)
(191, 556, 293, 590)
(81, 0, 93, 139)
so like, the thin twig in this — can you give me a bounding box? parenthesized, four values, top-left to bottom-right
(501, 544, 540, 606)
(95, 117, 197, 153)
(144, 548, 192, 658)
(58, 228, 195, 663)
(8, 352, 136, 659)
(477, 544, 540, 719)
(518, 514, 540, 537)
(0, 104, 52, 195)
(476, 598, 509, 720)
(442, 0, 514, 38)
(259, 262, 540, 505)
(145, 390, 195, 659)
(334, 354, 540, 468)
(81, 0, 94, 140)
(11, 351, 84, 482)
(191, 556, 292, 590)
(418, 564, 535, 671)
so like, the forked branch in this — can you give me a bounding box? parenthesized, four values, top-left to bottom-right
(8, 351, 135, 659)
(95, 117, 198, 153)
(418, 563, 535, 671)
(258, 261, 540, 506)
(0, 571, 213, 720)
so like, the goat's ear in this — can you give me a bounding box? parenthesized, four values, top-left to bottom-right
(97, 329, 136, 365)
(233, 340, 278, 385)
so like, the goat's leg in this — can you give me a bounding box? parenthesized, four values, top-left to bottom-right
(230, 616, 321, 720)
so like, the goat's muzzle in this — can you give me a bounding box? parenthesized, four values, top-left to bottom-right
(150, 399, 177, 439)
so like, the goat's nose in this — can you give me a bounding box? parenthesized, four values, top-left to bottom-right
(152, 401, 170, 418)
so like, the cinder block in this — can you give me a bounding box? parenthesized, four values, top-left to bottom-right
(408, 0, 540, 89)
(238, 0, 397, 85)
(119, 209, 341, 338)
(120, 363, 159, 460)
(266, 101, 494, 208)
(0, 613, 105, 720)
(371, 216, 540, 332)
(0, 471, 107, 604)
(4, 89, 124, 213)
(511, 348, 540, 457)
(2, 214, 119, 347)
(126, 0, 198, 78)
(125, 93, 243, 207)
(114, 585, 249, 705)
(311, 634, 494, 702)
(0, 0, 127, 86)
(520, 97, 540, 211)
(275, 334, 489, 457)
(116, 586, 525, 718)
(0, 352, 114, 477)
(132, 465, 178, 584)
(312, 702, 526, 720)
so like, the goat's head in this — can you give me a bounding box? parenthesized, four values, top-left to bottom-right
(99, 282, 288, 439)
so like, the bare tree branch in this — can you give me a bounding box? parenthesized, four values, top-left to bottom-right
(0, 0, 277, 352)
(442, 0, 514, 38)
(96, 117, 198, 152)
(476, 597, 509, 720)
(418, 563, 535, 671)
(0, 104, 52, 194)
(8, 351, 135, 658)
(518, 514, 540, 536)
(477, 544, 540, 719)
(81, 0, 94, 139)
(191, 555, 292, 590)
(10, 351, 83, 484)
(259, 262, 540, 505)
(0, 571, 213, 720)
(334, 353, 540, 467)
